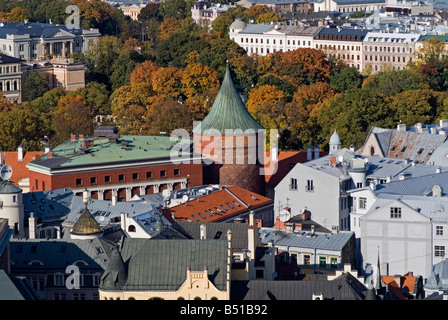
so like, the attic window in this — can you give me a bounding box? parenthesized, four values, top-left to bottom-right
(417, 148, 424, 154)
(197, 212, 206, 219)
(400, 146, 407, 152)
(429, 149, 434, 155)
(233, 201, 240, 207)
(391, 145, 397, 151)
(204, 210, 212, 217)
(191, 215, 199, 221)
(226, 203, 234, 209)
(220, 205, 228, 211)
(250, 195, 258, 200)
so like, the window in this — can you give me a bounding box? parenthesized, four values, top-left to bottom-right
(105, 175, 111, 183)
(93, 274, 101, 287)
(132, 173, 139, 180)
(356, 182, 363, 188)
(290, 253, 298, 265)
(160, 170, 166, 178)
(255, 269, 264, 279)
(118, 174, 125, 182)
(436, 226, 444, 236)
(306, 180, 314, 192)
(290, 178, 298, 190)
(435, 246, 445, 257)
(76, 178, 82, 186)
(174, 169, 180, 176)
(330, 257, 338, 268)
(303, 254, 310, 265)
(146, 171, 153, 179)
(90, 177, 97, 185)
(390, 207, 401, 219)
(359, 197, 367, 209)
(54, 274, 64, 286)
(319, 256, 326, 267)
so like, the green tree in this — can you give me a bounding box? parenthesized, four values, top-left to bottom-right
(317, 88, 395, 149)
(159, 0, 194, 20)
(330, 66, 364, 93)
(390, 89, 439, 125)
(362, 70, 426, 97)
(23, 68, 50, 102)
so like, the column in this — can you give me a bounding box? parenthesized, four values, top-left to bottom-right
(70, 41, 74, 55)
(167, 183, 173, 191)
(62, 41, 66, 57)
(126, 187, 132, 201)
(153, 184, 160, 194)
(41, 43, 46, 56)
(97, 190, 104, 200)
(139, 186, 146, 196)
(111, 189, 118, 205)
(49, 43, 53, 55)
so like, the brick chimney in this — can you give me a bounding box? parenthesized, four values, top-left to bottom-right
(71, 133, 77, 141)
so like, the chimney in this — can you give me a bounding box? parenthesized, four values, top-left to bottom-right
(71, 133, 77, 141)
(271, 144, 278, 162)
(295, 223, 302, 231)
(311, 225, 315, 234)
(397, 124, 406, 131)
(394, 274, 403, 289)
(247, 211, 256, 262)
(200, 224, 206, 240)
(431, 127, 437, 135)
(432, 185, 442, 197)
(440, 119, 448, 128)
(332, 225, 339, 233)
(45, 145, 50, 153)
(307, 145, 312, 161)
(121, 212, 127, 232)
(285, 223, 294, 232)
(18, 144, 23, 162)
(29, 213, 36, 239)
(79, 134, 84, 140)
(349, 144, 355, 152)
(314, 145, 319, 160)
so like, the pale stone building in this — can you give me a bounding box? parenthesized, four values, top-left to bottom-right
(314, 0, 386, 13)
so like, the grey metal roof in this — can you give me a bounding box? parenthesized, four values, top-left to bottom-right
(425, 259, 448, 290)
(316, 27, 368, 38)
(334, 0, 385, 4)
(0, 181, 22, 194)
(0, 270, 25, 300)
(259, 227, 354, 251)
(171, 221, 260, 249)
(231, 273, 367, 300)
(374, 171, 448, 197)
(118, 238, 228, 291)
(240, 23, 273, 34)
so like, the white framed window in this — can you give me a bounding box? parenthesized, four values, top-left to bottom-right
(359, 197, 367, 209)
(436, 226, 444, 236)
(306, 179, 314, 192)
(435, 246, 445, 257)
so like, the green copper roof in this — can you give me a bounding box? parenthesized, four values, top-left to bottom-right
(26, 135, 192, 171)
(193, 64, 264, 135)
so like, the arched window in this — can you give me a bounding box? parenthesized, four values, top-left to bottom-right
(370, 146, 375, 156)
(128, 225, 136, 232)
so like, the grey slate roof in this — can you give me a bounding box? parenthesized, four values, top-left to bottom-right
(9, 238, 112, 272)
(316, 27, 368, 38)
(231, 273, 368, 300)
(0, 270, 25, 300)
(0, 21, 84, 38)
(117, 238, 228, 291)
(23, 188, 73, 220)
(334, 0, 385, 4)
(259, 228, 354, 251)
(0, 181, 22, 194)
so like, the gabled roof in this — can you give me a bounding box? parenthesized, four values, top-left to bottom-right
(163, 186, 273, 223)
(193, 64, 264, 135)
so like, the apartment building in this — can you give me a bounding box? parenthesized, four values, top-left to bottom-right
(229, 19, 321, 56)
(363, 32, 420, 73)
(314, 27, 368, 70)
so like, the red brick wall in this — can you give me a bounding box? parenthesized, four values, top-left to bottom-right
(28, 162, 203, 193)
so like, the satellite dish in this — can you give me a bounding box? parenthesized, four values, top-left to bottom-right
(0, 164, 12, 181)
(182, 194, 189, 202)
(279, 209, 291, 222)
(162, 189, 170, 198)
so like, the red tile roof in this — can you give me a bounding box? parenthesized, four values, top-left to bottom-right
(382, 275, 418, 300)
(1, 151, 44, 186)
(163, 186, 273, 223)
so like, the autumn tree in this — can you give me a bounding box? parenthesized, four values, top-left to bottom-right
(71, 82, 111, 116)
(181, 60, 220, 103)
(72, 0, 114, 29)
(146, 100, 193, 135)
(7, 6, 28, 22)
(269, 48, 332, 88)
(53, 95, 93, 144)
(152, 66, 183, 101)
(413, 36, 447, 65)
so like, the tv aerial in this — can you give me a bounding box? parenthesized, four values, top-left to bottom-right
(0, 164, 12, 181)
(279, 209, 291, 222)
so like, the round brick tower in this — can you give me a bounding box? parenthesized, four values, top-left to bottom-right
(193, 63, 266, 195)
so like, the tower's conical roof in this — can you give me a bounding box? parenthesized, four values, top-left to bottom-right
(193, 63, 264, 135)
(71, 205, 103, 236)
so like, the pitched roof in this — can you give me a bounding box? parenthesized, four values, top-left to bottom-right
(118, 238, 228, 291)
(193, 64, 264, 135)
(231, 273, 368, 300)
(163, 186, 273, 223)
